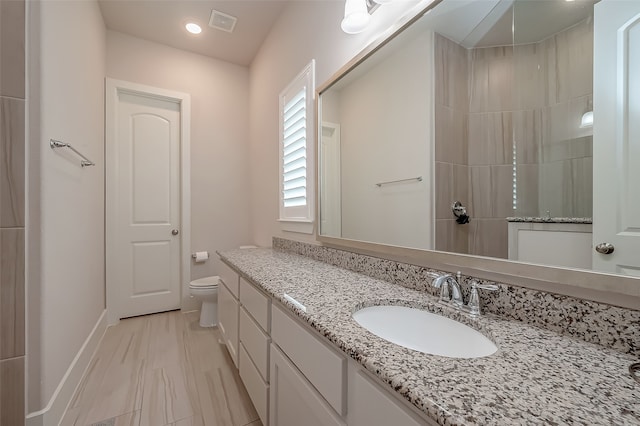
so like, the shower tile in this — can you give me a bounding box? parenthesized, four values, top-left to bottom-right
(435, 162, 468, 220)
(0, 97, 25, 228)
(570, 156, 593, 218)
(434, 34, 468, 110)
(0, 356, 24, 426)
(513, 43, 545, 110)
(491, 165, 515, 219)
(435, 219, 469, 254)
(468, 112, 513, 165)
(469, 166, 492, 218)
(514, 164, 539, 217)
(0, 228, 25, 360)
(513, 109, 541, 164)
(541, 36, 558, 105)
(539, 157, 593, 218)
(542, 136, 592, 163)
(469, 165, 513, 219)
(435, 162, 452, 220)
(468, 218, 508, 259)
(468, 54, 488, 113)
(541, 101, 570, 146)
(487, 55, 513, 112)
(553, 18, 593, 103)
(434, 104, 467, 164)
(0, 0, 25, 99)
(539, 160, 567, 217)
(469, 46, 513, 113)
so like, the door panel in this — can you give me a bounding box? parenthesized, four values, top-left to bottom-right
(115, 92, 181, 318)
(132, 241, 172, 295)
(131, 113, 172, 223)
(593, 0, 640, 273)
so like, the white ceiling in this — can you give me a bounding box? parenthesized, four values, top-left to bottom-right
(98, 0, 289, 66)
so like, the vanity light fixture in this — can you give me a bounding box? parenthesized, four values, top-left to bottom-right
(580, 110, 593, 128)
(341, 0, 382, 34)
(185, 22, 202, 34)
(341, 0, 371, 34)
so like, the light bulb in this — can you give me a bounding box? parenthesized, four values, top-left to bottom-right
(341, 0, 370, 34)
(185, 22, 202, 34)
(580, 111, 593, 128)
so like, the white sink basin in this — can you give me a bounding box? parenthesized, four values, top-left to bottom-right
(352, 305, 497, 358)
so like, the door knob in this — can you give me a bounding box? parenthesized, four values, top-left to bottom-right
(595, 242, 614, 254)
(171, 229, 179, 236)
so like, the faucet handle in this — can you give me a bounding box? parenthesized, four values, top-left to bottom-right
(466, 280, 498, 317)
(472, 281, 499, 292)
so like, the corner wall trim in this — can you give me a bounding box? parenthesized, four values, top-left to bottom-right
(26, 309, 108, 426)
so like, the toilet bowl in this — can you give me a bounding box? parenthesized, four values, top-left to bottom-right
(189, 276, 220, 327)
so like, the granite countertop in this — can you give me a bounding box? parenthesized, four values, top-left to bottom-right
(218, 248, 639, 426)
(507, 217, 593, 224)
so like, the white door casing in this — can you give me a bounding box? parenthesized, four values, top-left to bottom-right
(593, 0, 640, 276)
(106, 79, 191, 324)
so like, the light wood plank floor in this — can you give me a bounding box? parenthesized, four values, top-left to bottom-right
(61, 311, 261, 426)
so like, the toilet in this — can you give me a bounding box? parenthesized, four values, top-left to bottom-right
(189, 276, 220, 327)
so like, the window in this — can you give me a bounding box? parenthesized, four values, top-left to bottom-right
(279, 60, 315, 233)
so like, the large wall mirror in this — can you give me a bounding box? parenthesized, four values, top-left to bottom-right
(318, 0, 640, 306)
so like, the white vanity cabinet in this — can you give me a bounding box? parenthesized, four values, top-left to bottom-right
(238, 277, 272, 425)
(218, 258, 437, 426)
(218, 261, 240, 367)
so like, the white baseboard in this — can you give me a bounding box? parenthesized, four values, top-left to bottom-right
(26, 309, 108, 426)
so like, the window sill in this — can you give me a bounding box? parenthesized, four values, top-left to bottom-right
(278, 219, 315, 235)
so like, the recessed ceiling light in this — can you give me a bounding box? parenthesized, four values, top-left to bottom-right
(185, 22, 202, 34)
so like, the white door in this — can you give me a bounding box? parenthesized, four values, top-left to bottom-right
(107, 80, 189, 321)
(320, 123, 341, 237)
(593, 0, 640, 275)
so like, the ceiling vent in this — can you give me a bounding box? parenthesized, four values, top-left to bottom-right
(209, 9, 237, 33)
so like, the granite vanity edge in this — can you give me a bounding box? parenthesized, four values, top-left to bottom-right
(272, 237, 639, 356)
(506, 216, 593, 224)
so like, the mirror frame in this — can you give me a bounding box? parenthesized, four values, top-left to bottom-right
(315, 0, 639, 310)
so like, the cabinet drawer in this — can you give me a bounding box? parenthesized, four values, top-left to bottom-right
(240, 343, 269, 425)
(240, 307, 270, 382)
(270, 344, 346, 426)
(271, 304, 346, 416)
(219, 260, 240, 298)
(240, 278, 270, 331)
(218, 282, 239, 368)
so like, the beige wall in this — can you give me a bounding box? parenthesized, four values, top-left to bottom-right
(1, 0, 26, 424)
(338, 32, 433, 249)
(106, 31, 253, 309)
(28, 0, 106, 413)
(248, 0, 427, 247)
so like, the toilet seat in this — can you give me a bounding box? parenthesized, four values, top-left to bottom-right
(189, 276, 220, 289)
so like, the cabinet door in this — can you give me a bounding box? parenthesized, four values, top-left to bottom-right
(270, 344, 345, 426)
(218, 282, 239, 368)
(348, 365, 435, 426)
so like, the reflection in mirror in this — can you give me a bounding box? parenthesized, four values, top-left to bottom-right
(319, 0, 611, 272)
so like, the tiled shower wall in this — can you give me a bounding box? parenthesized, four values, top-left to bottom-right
(434, 34, 470, 254)
(434, 18, 594, 259)
(0, 0, 26, 424)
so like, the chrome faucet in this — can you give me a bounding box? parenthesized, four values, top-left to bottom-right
(431, 272, 464, 306)
(431, 272, 498, 316)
